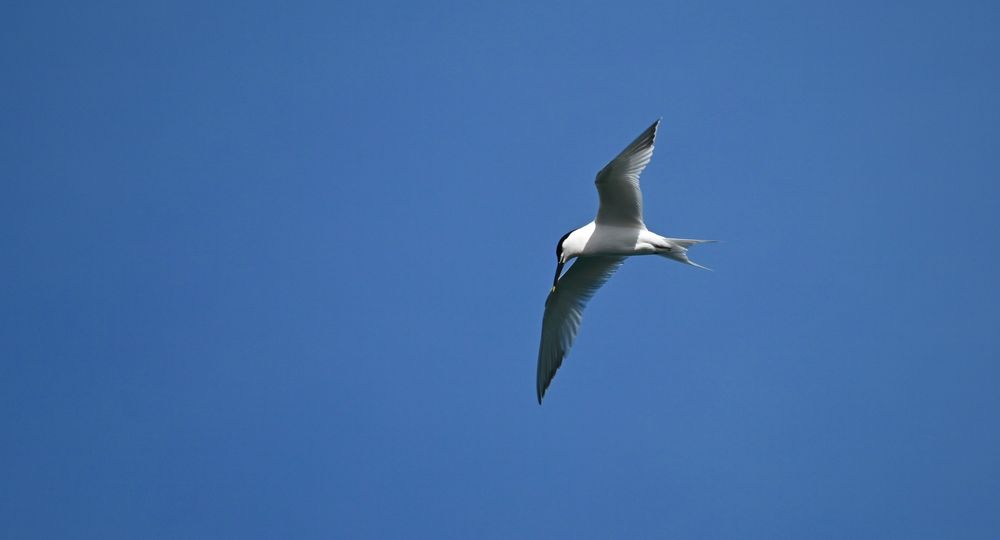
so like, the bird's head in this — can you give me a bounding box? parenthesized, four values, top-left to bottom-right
(551, 230, 575, 292)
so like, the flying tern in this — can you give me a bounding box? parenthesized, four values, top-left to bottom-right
(537, 119, 714, 403)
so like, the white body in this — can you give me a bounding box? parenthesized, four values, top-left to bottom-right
(560, 221, 698, 266)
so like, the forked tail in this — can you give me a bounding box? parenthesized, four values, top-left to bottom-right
(662, 238, 718, 270)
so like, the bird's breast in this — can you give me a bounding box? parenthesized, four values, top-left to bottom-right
(580, 225, 653, 256)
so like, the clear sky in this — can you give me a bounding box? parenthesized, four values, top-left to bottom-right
(3, 1, 1000, 538)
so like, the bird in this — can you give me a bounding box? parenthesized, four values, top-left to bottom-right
(536, 119, 714, 404)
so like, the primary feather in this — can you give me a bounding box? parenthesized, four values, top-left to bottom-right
(536, 256, 625, 403)
(594, 119, 659, 228)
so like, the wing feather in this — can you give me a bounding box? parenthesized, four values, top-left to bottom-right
(536, 256, 626, 403)
(594, 119, 659, 227)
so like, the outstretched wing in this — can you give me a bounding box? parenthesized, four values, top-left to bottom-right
(537, 256, 626, 403)
(594, 119, 660, 228)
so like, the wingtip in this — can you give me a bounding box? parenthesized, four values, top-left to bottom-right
(688, 260, 713, 271)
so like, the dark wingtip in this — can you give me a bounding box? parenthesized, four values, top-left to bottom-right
(649, 118, 661, 144)
(630, 118, 659, 152)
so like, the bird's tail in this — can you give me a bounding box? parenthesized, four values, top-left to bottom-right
(662, 238, 717, 270)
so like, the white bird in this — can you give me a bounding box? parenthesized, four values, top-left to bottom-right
(537, 119, 714, 403)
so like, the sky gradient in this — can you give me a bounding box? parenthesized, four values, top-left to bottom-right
(3, 1, 1000, 538)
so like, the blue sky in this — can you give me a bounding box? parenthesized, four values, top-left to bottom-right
(3, 1, 999, 538)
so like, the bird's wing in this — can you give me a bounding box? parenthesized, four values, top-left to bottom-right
(537, 256, 626, 403)
(594, 119, 660, 228)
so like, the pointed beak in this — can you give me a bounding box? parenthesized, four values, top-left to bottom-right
(551, 260, 565, 293)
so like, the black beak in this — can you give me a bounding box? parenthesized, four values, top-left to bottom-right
(551, 261, 565, 292)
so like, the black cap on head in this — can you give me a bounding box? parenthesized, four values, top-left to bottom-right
(555, 230, 572, 261)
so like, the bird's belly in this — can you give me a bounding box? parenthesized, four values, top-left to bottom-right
(580, 226, 660, 256)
